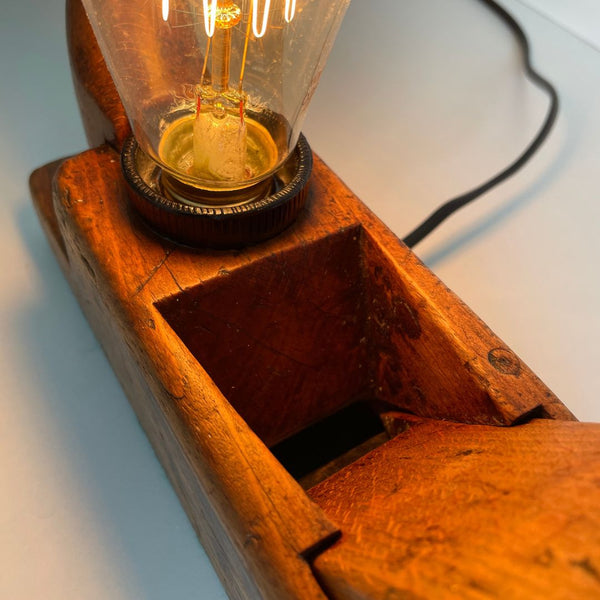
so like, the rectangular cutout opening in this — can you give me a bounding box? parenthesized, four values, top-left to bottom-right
(270, 399, 392, 489)
(157, 227, 370, 448)
(156, 224, 511, 486)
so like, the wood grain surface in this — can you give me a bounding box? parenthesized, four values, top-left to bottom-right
(310, 413, 600, 599)
(32, 149, 342, 600)
(66, 0, 131, 149)
(29, 142, 589, 598)
(26, 3, 595, 596)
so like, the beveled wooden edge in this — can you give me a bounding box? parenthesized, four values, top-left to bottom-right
(30, 158, 69, 271)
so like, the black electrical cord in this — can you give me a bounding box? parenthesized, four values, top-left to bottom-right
(402, 0, 559, 249)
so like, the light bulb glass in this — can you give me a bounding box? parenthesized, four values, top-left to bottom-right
(80, 0, 351, 194)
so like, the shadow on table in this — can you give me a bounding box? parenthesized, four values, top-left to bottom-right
(417, 119, 573, 269)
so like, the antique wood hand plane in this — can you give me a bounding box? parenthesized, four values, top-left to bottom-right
(29, 1, 600, 598)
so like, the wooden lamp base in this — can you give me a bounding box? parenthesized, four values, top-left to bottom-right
(30, 144, 600, 599)
(28, 1, 600, 596)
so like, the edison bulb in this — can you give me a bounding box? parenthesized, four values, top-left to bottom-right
(81, 0, 351, 200)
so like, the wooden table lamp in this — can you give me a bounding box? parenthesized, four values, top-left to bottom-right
(29, 1, 600, 598)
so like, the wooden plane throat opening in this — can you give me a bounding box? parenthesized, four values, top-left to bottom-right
(155, 225, 541, 490)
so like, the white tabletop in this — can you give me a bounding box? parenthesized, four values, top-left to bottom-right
(1, 1, 599, 598)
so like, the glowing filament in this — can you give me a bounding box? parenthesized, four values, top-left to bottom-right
(162, 0, 169, 21)
(284, 0, 296, 23)
(252, 0, 271, 38)
(203, 0, 218, 37)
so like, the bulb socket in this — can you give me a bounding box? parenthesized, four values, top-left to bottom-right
(121, 134, 312, 249)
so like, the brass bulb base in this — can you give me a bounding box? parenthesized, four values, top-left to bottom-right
(121, 134, 312, 249)
(161, 172, 275, 209)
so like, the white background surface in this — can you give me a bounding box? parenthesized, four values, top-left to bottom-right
(518, 0, 600, 50)
(1, 1, 599, 598)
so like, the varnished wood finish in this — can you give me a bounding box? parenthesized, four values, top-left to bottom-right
(32, 148, 356, 600)
(360, 227, 574, 425)
(27, 3, 597, 597)
(310, 413, 600, 599)
(156, 227, 367, 446)
(66, 0, 130, 148)
(30, 145, 588, 598)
